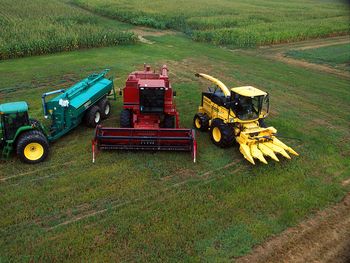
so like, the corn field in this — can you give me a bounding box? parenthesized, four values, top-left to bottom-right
(72, 0, 349, 47)
(0, 0, 137, 60)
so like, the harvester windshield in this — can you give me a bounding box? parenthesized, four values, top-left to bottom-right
(231, 93, 269, 121)
(139, 87, 165, 113)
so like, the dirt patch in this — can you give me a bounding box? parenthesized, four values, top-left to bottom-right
(138, 35, 155, 44)
(132, 26, 177, 44)
(258, 36, 350, 53)
(236, 193, 350, 263)
(292, 39, 350, 51)
(273, 53, 350, 78)
(132, 26, 177, 37)
(250, 36, 350, 79)
(342, 178, 350, 186)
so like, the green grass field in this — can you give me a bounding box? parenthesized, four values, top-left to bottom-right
(1, 32, 349, 261)
(0, 0, 136, 59)
(286, 43, 350, 71)
(72, 0, 349, 47)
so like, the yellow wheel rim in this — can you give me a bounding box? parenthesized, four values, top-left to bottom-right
(195, 118, 201, 129)
(212, 127, 221, 142)
(24, 143, 44, 161)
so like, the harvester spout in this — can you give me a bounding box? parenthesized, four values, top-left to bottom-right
(195, 73, 231, 97)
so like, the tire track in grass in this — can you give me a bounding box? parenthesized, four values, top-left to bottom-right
(0, 161, 77, 182)
(46, 161, 244, 230)
(45, 148, 304, 229)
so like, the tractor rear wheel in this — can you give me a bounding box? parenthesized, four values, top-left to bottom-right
(16, 130, 49, 164)
(98, 98, 111, 119)
(85, 105, 101, 127)
(120, 109, 132, 128)
(210, 119, 235, 148)
(163, 115, 175, 128)
(193, 113, 209, 131)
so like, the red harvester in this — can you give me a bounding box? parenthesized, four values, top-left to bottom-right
(92, 65, 197, 162)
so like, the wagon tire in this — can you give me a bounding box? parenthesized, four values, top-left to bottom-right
(16, 130, 49, 164)
(85, 105, 102, 128)
(98, 98, 111, 119)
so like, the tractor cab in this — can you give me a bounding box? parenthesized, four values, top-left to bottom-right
(0, 101, 30, 142)
(230, 86, 269, 121)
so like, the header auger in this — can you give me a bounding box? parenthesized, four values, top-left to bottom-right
(193, 73, 298, 165)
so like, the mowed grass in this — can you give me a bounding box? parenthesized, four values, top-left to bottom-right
(0, 0, 136, 60)
(0, 34, 349, 261)
(286, 43, 350, 71)
(72, 0, 349, 47)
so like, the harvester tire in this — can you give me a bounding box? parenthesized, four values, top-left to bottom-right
(16, 130, 49, 164)
(210, 119, 235, 148)
(163, 115, 175, 128)
(193, 113, 209, 131)
(120, 109, 132, 128)
(85, 105, 102, 128)
(98, 98, 111, 119)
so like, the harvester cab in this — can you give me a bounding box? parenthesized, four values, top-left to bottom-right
(194, 73, 298, 165)
(1, 70, 115, 164)
(93, 65, 197, 163)
(120, 64, 178, 129)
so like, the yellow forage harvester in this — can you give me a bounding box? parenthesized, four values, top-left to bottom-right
(193, 73, 298, 165)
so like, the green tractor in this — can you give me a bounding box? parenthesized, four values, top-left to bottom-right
(0, 101, 49, 163)
(0, 69, 115, 164)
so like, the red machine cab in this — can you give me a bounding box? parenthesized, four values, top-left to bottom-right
(121, 64, 178, 129)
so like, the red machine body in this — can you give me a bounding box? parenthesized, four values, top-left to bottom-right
(92, 65, 197, 163)
(123, 64, 179, 129)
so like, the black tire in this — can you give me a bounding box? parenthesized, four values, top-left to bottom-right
(210, 119, 235, 148)
(16, 130, 49, 164)
(120, 109, 132, 128)
(163, 115, 175, 128)
(193, 113, 209, 131)
(98, 98, 111, 119)
(259, 119, 267, 128)
(84, 105, 101, 128)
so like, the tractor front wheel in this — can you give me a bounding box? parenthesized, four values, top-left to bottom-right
(85, 105, 102, 128)
(120, 109, 132, 128)
(98, 98, 111, 119)
(193, 113, 209, 131)
(210, 119, 235, 148)
(16, 130, 49, 164)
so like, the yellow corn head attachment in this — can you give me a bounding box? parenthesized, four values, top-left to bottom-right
(194, 73, 299, 165)
(236, 122, 298, 165)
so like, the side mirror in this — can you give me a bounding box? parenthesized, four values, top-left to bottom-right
(173, 91, 177, 97)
